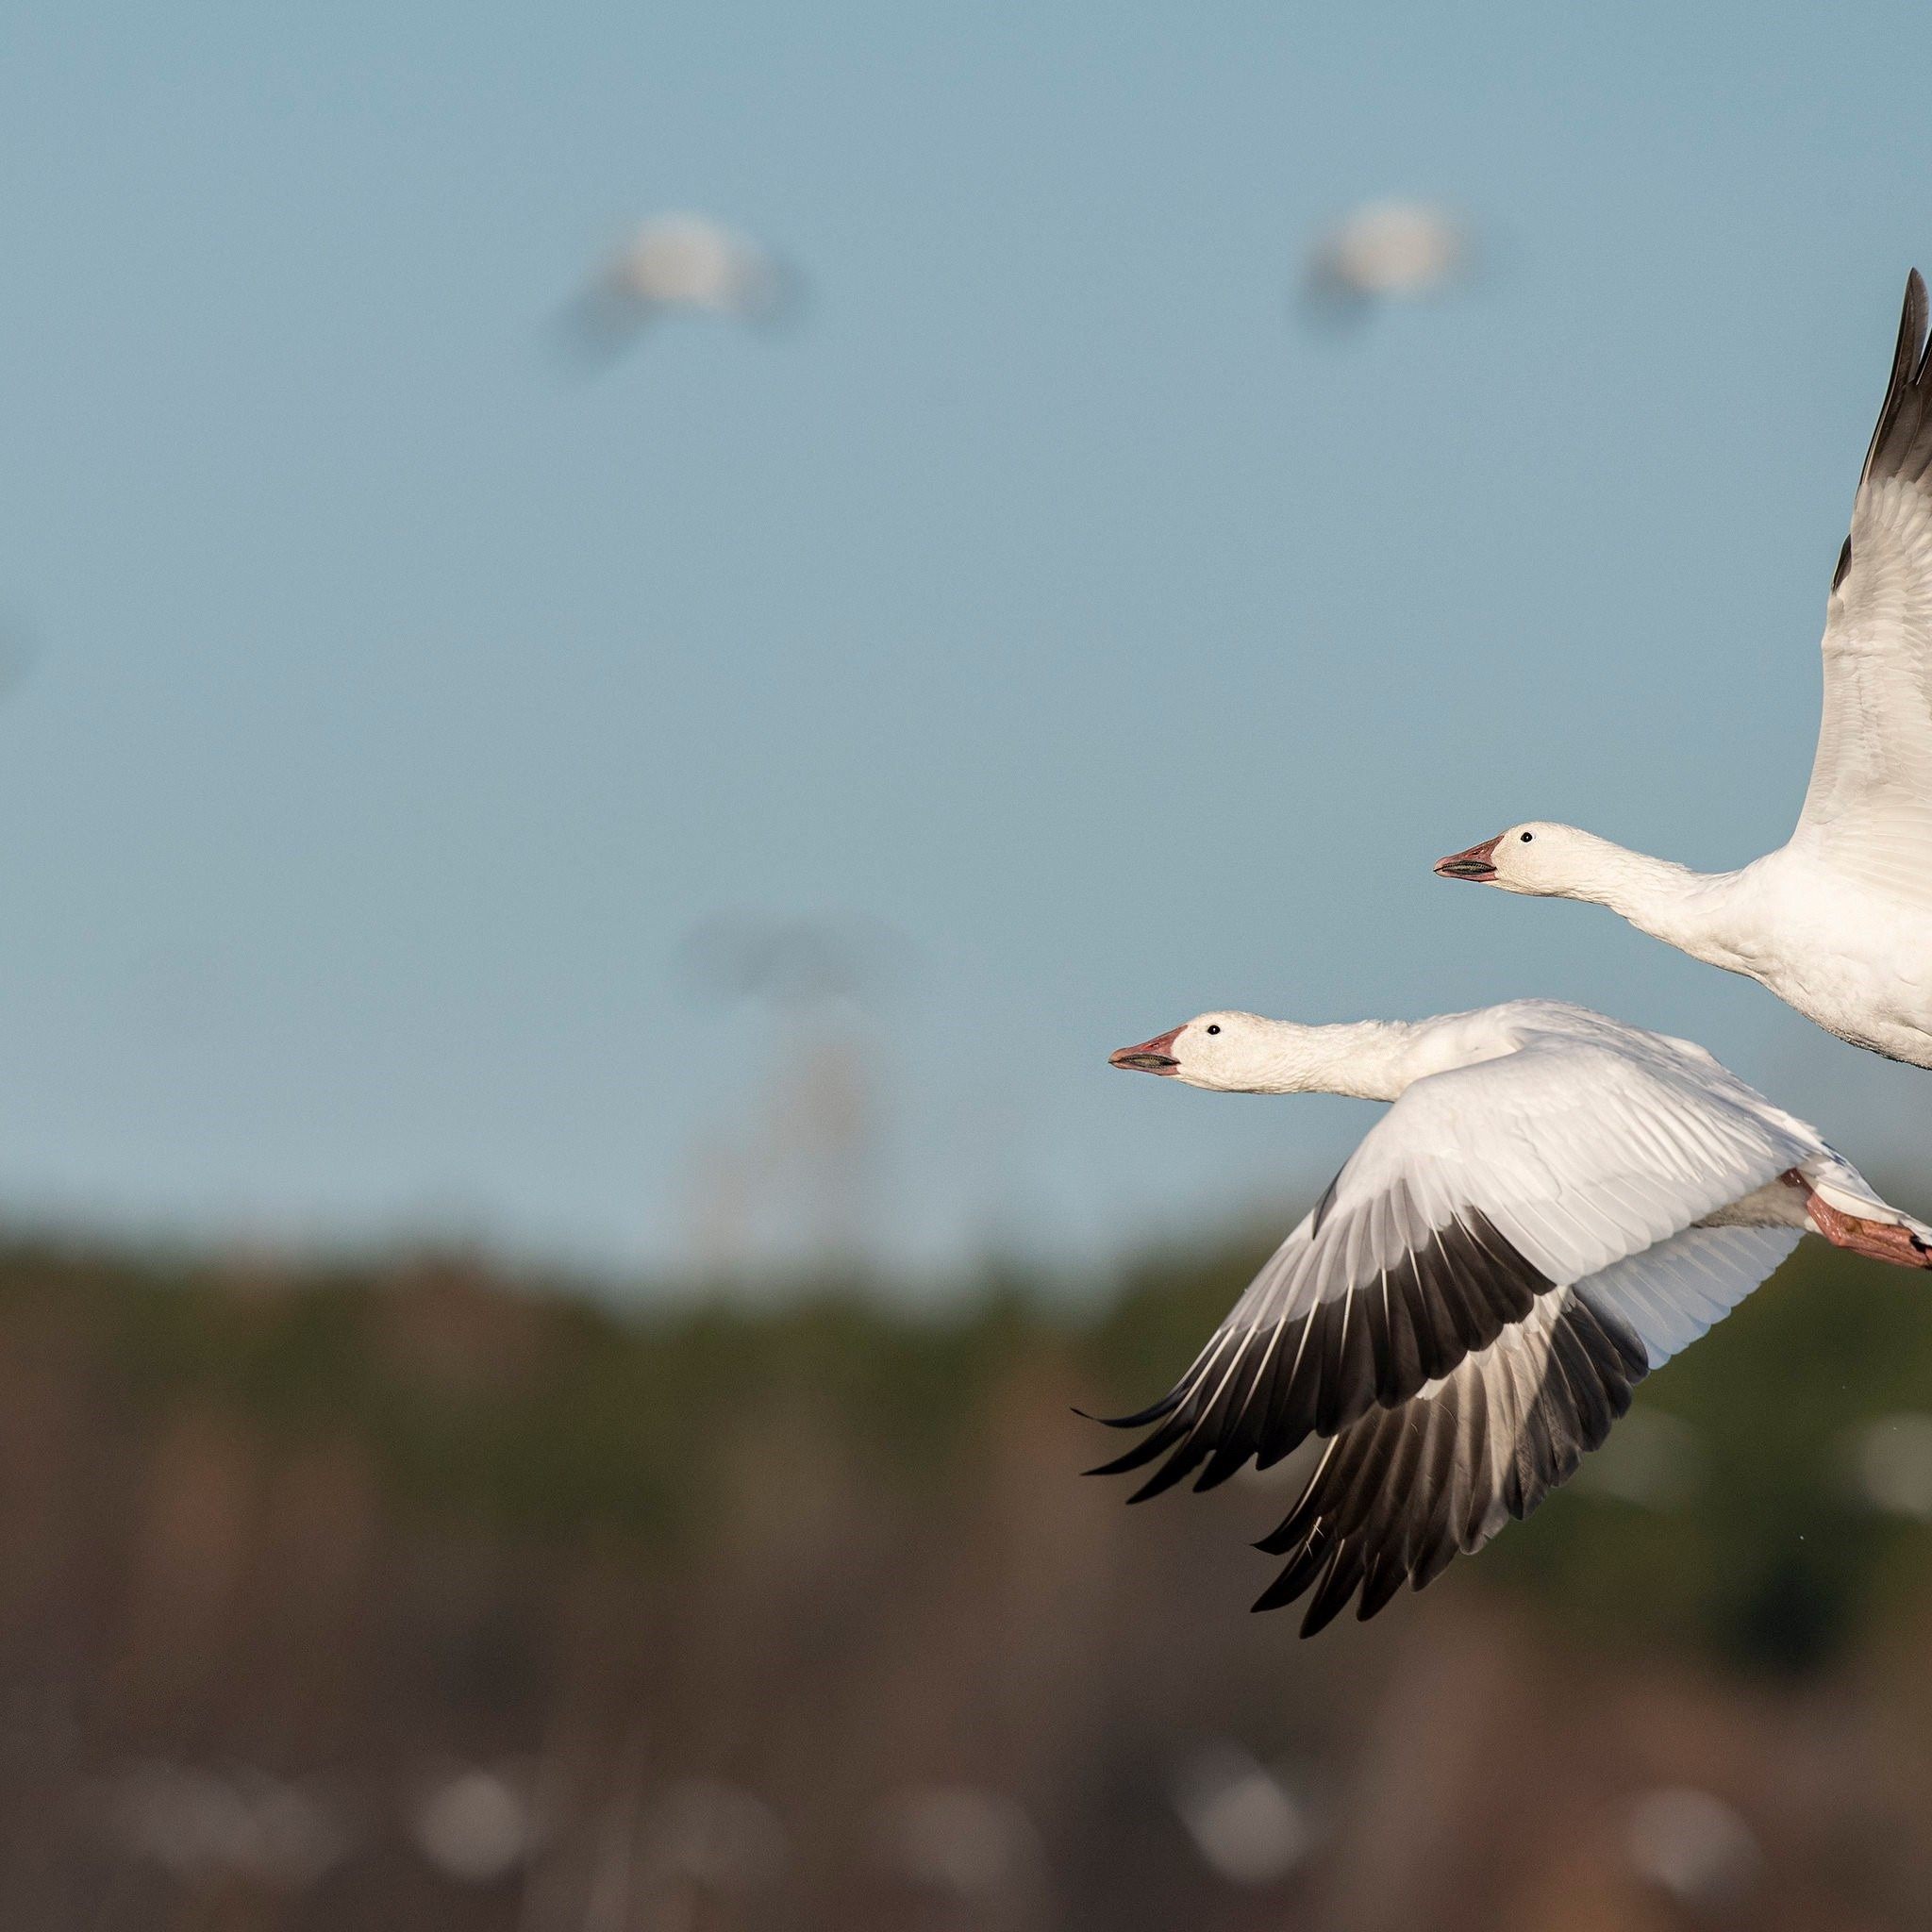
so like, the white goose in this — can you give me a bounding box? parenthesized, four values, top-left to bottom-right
(1435, 272, 1932, 1068)
(1095, 1000, 1931, 1635)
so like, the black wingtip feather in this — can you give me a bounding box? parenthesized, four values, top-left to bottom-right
(1085, 1174, 1693, 1638)
(1355, 1553, 1409, 1623)
(1081, 1419, 1190, 1480)
(1125, 1441, 1213, 1504)
(1860, 268, 1932, 489)
(1297, 1545, 1364, 1637)
(1245, 1291, 1659, 1634)
(1252, 1529, 1333, 1610)
(1078, 1390, 1185, 1431)
(1191, 1445, 1253, 1493)
(1253, 1514, 1313, 1557)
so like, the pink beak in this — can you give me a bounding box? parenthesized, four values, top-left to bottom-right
(1109, 1025, 1183, 1074)
(1434, 834, 1503, 882)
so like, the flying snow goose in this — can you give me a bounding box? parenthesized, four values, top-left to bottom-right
(1094, 1000, 1930, 1636)
(1303, 199, 1472, 322)
(561, 215, 798, 365)
(1435, 272, 1932, 1068)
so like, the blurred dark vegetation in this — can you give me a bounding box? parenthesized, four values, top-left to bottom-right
(0, 1228, 1928, 1928)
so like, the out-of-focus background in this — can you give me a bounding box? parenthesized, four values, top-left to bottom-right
(3, 2, 1932, 1926)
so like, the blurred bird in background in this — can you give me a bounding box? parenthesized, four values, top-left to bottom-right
(675, 912, 911, 1282)
(560, 213, 801, 364)
(1302, 197, 1474, 324)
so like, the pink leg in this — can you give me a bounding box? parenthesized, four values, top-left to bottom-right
(1780, 1169, 1932, 1270)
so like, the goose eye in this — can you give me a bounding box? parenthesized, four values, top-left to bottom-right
(1205, 1024, 1221, 1035)
(1520, 832, 1533, 842)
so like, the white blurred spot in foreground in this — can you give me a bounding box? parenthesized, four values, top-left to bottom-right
(564, 215, 799, 362)
(1625, 1786, 1760, 1907)
(870, 1785, 1043, 1899)
(412, 1763, 540, 1882)
(1304, 200, 1472, 321)
(643, 1777, 789, 1892)
(1842, 1410, 1932, 1520)
(1171, 1740, 1313, 1887)
(105, 1760, 350, 1888)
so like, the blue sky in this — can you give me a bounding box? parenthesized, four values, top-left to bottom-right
(1, 1, 1928, 1282)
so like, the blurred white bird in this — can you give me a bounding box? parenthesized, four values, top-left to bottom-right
(563, 214, 799, 362)
(1303, 199, 1471, 320)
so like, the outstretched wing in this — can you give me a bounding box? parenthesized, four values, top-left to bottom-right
(1792, 270, 1932, 904)
(1089, 1035, 1810, 1508)
(1252, 1224, 1798, 1635)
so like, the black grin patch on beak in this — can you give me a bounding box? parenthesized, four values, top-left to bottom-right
(1110, 1052, 1179, 1072)
(1435, 857, 1497, 880)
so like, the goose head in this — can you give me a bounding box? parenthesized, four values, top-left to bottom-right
(1434, 821, 1596, 895)
(1109, 1012, 1291, 1091)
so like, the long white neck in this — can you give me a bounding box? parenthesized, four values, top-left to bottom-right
(1237, 1019, 1432, 1102)
(1549, 835, 1742, 961)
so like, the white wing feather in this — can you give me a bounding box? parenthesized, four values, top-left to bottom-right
(1793, 272, 1932, 904)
